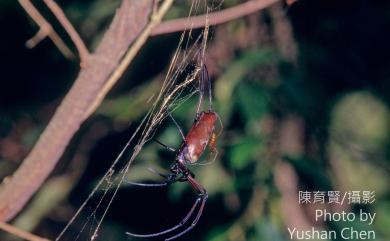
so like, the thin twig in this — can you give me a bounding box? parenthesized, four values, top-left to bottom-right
(152, 0, 279, 36)
(18, 0, 74, 59)
(43, 0, 90, 64)
(84, 0, 175, 118)
(0, 222, 50, 241)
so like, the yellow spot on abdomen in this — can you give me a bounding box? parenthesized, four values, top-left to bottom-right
(208, 132, 217, 151)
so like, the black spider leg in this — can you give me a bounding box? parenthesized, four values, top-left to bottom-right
(154, 139, 177, 152)
(124, 181, 168, 187)
(126, 116, 184, 188)
(165, 175, 208, 241)
(124, 165, 171, 187)
(124, 169, 169, 187)
(125, 192, 202, 238)
(167, 112, 186, 141)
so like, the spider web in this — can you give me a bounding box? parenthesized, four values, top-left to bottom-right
(55, 1, 222, 241)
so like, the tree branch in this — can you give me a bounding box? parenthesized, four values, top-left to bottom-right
(42, 0, 90, 64)
(152, 0, 279, 36)
(20, 0, 90, 63)
(0, 0, 157, 222)
(85, 0, 175, 117)
(18, 0, 74, 59)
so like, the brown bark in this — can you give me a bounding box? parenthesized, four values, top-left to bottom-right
(152, 0, 279, 36)
(0, 0, 153, 222)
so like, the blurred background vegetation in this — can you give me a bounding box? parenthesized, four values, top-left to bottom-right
(1, 0, 390, 241)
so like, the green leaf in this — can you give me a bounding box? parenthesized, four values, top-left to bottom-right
(236, 82, 268, 121)
(229, 137, 261, 170)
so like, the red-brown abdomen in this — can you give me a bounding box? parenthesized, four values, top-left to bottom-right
(180, 111, 217, 164)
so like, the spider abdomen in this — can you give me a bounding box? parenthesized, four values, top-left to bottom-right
(180, 111, 217, 164)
